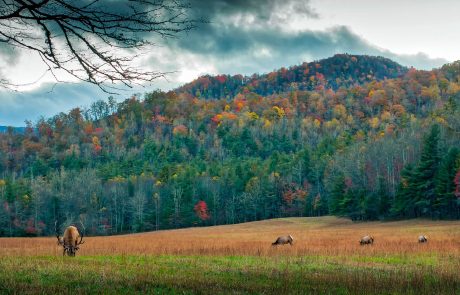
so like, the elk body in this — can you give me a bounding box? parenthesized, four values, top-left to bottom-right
(418, 235, 428, 243)
(360, 235, 374, 245)
(272, 235, 294, 246)
(56, 222, 85, 257)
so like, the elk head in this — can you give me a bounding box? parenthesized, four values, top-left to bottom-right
(55, 221, 85, 257)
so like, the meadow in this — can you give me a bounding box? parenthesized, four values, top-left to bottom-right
(0, 217, 459, 294)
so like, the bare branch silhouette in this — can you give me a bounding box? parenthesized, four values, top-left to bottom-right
(0, 0, 199, 93)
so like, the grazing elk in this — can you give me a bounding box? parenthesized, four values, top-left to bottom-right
(418, 235, 428, 243)
(360, 235, 374, 245)
(272, 235, 294, 246)
(55, 221, 85, 257)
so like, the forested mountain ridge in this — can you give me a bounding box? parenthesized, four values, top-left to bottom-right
(176, 54, 408, 99)
(1, 55, 459, 237)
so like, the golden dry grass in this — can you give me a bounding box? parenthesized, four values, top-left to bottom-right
(0, 217, 459, 294)
(1, 216, 459, 257)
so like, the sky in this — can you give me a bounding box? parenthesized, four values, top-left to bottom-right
(1, 0, 459, 126)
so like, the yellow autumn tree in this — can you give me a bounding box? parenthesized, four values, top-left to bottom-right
(272, 106, 285, 119)
(333, 104, 347, 119)
(369, 117, 380, 129)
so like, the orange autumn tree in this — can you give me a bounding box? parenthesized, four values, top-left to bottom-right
(211, 112, 238, 125)
(282, 184, 308, 216)
(173, 124, 188, 136)
(92, 136, 102, 153)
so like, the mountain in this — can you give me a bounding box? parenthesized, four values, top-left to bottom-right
(176, 54, 408, 99)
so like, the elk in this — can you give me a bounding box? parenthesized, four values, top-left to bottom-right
(55, 221, 85, 257)
(272, 235, 294, 246)
(360, 235, 374, 245)
(418, 235, 428, 243)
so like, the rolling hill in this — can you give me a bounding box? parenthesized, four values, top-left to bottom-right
(176, 54, 408, 99)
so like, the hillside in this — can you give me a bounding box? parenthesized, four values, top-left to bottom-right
(0, 54, 459, 237)
(176, 54, 408, 99)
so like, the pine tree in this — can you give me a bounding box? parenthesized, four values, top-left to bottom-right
(300, 148, 312, 182)
(392, 164, 417, 218)
(413, 124, 441, 217)
(435, 147, 460, 218)
(329, 175, 345, 215)
(377, 176, 391, 218)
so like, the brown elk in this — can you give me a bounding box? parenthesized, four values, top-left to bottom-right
(272, 235, 294, 246)
(418, 235, 428, 243)
(55, 221, 85, 257)
(360, 235, 374, 245)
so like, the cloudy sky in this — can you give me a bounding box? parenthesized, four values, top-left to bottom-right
(1, 0, 459, 126)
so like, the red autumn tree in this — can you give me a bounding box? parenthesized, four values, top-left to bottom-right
(194, 200, 210, 221)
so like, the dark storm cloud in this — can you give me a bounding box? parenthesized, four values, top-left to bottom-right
(169, 22, 447, 76)
(189, 0, 319, 21)
(179, 0, 320, 55)
(177, 25, 366, 57)
(158, 0, 447, 73)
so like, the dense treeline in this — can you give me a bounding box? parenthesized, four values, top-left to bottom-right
(0, 55, 459, 237)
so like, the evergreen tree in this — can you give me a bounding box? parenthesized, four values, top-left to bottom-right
(299, 148, 312, 182)
(329, 175, 345, 215)
(345, 188, 364, 221)
(412, 124, 441, 217)
(329, 173, 352, 216)
(434, 147, 460, 218)
(392, 164, 417, 218)
(377, 176, 391, 218)
(363, 193, 379, 220)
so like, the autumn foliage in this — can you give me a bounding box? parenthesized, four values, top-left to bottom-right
(194, 201, 210, 221)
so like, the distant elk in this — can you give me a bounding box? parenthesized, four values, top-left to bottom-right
(55, 221, 85, 257)
(360, 235, 374, 245)
(272, 235, 294, 246)
(418, 235, 428, 243)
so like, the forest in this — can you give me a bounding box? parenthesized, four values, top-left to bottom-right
(0, 54, 459, 236)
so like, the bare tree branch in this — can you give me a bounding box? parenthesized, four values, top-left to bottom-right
(0, 0, 200, 92)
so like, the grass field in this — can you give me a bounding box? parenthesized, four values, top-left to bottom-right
(0, 217, 459, 294)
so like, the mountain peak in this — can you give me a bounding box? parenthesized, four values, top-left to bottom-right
(176, 54, 408, 99)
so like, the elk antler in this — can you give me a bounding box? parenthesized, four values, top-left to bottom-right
(55, 221, 63, 245)
(77, 221, 85, 245)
